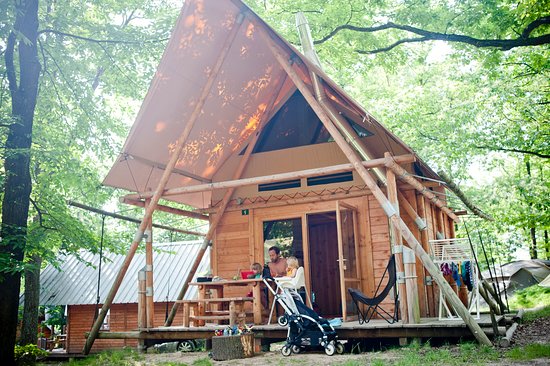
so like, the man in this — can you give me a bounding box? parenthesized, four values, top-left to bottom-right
(267, 246, 287, 277)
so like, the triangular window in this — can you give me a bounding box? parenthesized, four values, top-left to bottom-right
(251, 90, 332, 153)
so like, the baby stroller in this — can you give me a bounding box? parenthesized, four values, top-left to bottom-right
(263, 275, 344, 356)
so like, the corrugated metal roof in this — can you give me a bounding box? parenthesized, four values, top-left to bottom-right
(35, 241, 210, 305)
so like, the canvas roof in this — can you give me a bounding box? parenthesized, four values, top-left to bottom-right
(24, 241, 210, 306)
(103, 0, 438, 208)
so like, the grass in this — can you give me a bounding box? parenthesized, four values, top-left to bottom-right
(508, 285, 550, 310)
(506, 343, 550, 360)
(522, 304, 550, 323)
(364, 341, 500, 366)
(60, 348, 144, 366)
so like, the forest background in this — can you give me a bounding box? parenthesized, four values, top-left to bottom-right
(0, 0, 548, 364)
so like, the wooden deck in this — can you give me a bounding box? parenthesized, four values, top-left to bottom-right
(94, 314, 508, 348)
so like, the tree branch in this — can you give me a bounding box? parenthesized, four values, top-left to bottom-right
(29, 198, 56, 231)
(475, 145, 550, 159)
(437, 170, 494, 221)
(315, 16, 550, 51)
(38, 28, 169, 45)
(356, 37, 427, 54)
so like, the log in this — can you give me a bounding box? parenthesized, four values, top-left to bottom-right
(478, 283, 501, 316)
(482, 280, 506, 314)
(211, 334, 254, 360)
(437, 171, 493, 221)
(124, 155, 416, 201)
(498, 323, 518, 347)
(386, 153, 409, 323)
(384, 160, 459, 222)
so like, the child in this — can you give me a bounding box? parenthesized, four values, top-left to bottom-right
(247, 262, 262, 279)
(285, 256, 299, 278)
(246, 263, 263, 298)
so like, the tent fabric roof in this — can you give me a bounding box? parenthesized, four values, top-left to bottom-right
(103, 0, 437, 208)
(27, 241, 210, 306)
(481, 259, 550, 285)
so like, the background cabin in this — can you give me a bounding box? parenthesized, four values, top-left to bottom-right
(27, 242, 209, 353)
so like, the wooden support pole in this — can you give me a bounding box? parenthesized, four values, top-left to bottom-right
(482, 280, 506, 314)
(145, 200, 154, 328)
(83, 12, 245, 354)
(124, 155, 415, 201)
(397, 191, 427, 232)
(383, 160, 459, 223)
(385, 153, 409, 323)
(164, 59, 287, 328)
(296, 12, 385, 184)
(415, 193, 436, 317)
(137, 269, 146, 329)
(403, 247, 421, 323)
(436, 209, 446, 239)
(262, 30, 491, 345)
(397, 190, 429, 317)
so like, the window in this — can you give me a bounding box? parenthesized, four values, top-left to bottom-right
(249, 91, 333, 154)
(263, 218, 303, 267)
(98, 308, 110, 331)
(307, 171, 353, 186)
(258, 179, 301, 192)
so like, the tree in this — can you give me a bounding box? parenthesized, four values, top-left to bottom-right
(1, 1, 40, 364)
(1, 1, 180, 363)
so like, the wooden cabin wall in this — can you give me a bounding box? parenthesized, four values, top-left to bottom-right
(210, 211, 253, 299)
(366, 194, 395, 313)
(66, 303, 183, 353)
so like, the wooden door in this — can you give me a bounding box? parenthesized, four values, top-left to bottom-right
(307, 212, 341, 317)
(336, 201, 360, 321)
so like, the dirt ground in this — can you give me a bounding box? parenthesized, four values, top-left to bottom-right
(511, 316, 550, 347)
(137, 318, 550, 366)
(140, 345, 408, 366)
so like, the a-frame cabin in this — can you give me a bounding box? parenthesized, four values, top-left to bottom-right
(87, 0, 491, 353)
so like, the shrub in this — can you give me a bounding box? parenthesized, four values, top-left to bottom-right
(14, 344, 48, 366)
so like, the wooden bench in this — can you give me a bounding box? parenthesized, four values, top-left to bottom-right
(177, 297, 254, 327)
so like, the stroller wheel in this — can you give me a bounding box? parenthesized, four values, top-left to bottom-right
(335, 342, 345, 354)
(291, 345, 302, 354)
(324, 343, 336, 356)
(281, 345, 292, 357)
(277, 315, 288, 326)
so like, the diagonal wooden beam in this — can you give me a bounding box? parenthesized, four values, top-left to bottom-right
(261, 27, 491, 345)
(83, 11, 246, 354)
(121, 197, 208, 221)
(385, 158, 459, 222)
(163, 71, 288, 326)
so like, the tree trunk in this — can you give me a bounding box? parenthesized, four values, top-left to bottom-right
(524, 160, 537, 260)
(530, 227, 538, 259)
(0, 1, 40, 365)
(20, 254, 42, 346)
(545, 230, 549, 260)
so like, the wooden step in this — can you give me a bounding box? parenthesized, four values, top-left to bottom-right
(177, 297, 253, 304)
(190, 313, 246, 321)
